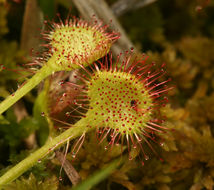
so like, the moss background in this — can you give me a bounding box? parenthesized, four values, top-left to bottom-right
(0, 0, 214, 189)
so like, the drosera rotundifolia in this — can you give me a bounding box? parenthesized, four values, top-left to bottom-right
(0, 14, 119, 115)
(0, 51, 172, 187)
(57, 50, 173, 163)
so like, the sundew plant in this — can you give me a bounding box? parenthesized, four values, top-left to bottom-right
(0, 10, 171, 189)
(0, 12, 171, 185)
(1, 0, 213, 190)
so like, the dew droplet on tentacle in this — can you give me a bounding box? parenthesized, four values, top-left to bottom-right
(72, 152, 76, 158)
(144, 155, 149, 161)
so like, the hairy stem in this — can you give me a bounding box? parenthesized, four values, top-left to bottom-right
(0, 119, 90, 188)
(0, 60, 55, 115)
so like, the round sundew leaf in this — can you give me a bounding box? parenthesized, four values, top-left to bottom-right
(87, 71, 153, 135)
(44, 17, 119, 71)
(54, 52, 172, 161)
